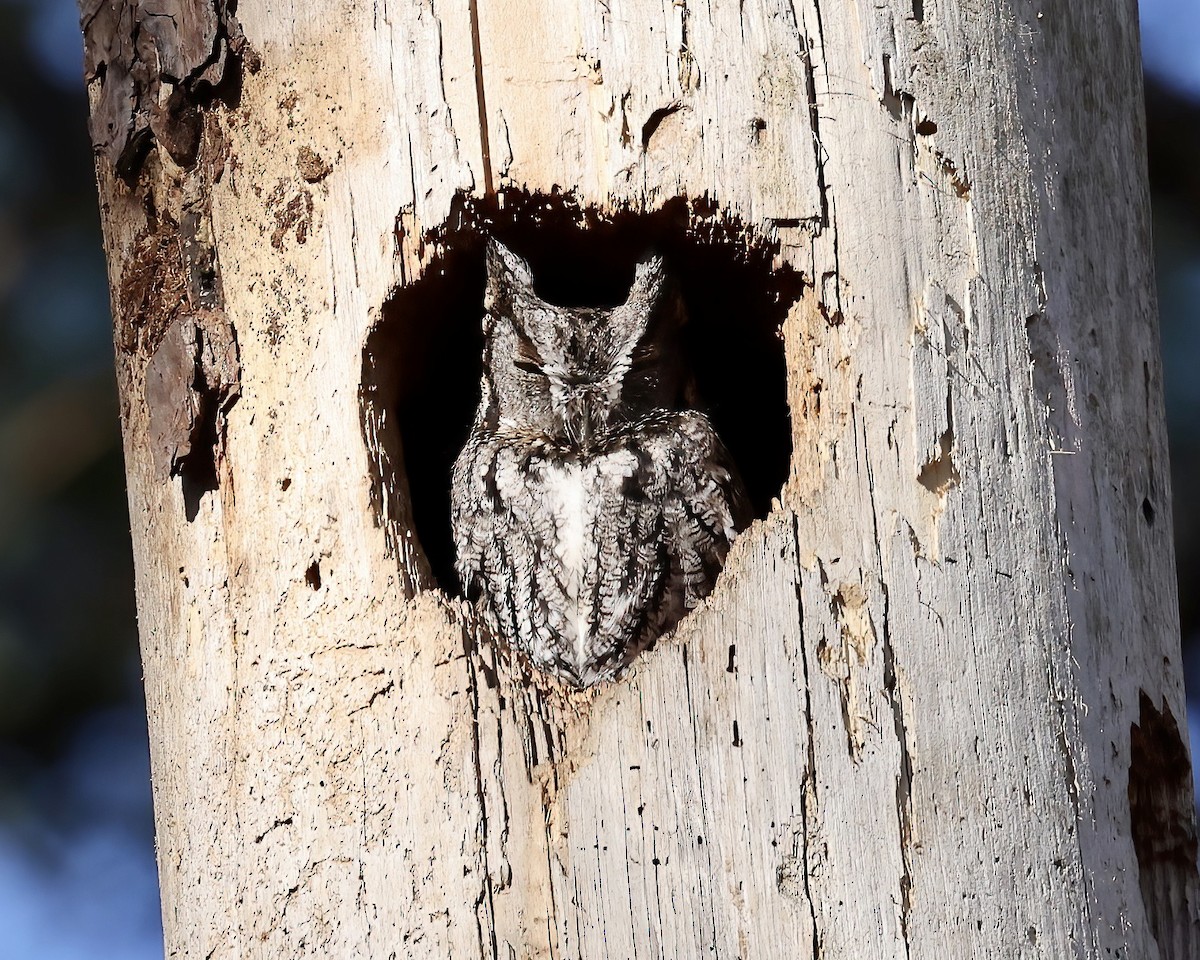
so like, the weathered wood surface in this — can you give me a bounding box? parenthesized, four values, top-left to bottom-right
(85, 0, 1198, 957)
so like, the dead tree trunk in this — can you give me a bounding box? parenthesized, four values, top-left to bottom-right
(84, 0, 1199, 956)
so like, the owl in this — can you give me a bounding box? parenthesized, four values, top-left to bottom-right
(450, 239, 749, 686)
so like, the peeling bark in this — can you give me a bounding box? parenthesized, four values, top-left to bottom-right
(81, 0, 253, 173)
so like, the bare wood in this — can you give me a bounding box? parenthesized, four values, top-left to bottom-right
(85, 0, 1198, 957)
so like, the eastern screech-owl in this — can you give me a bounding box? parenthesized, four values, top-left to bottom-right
(451, 239, 749, 686)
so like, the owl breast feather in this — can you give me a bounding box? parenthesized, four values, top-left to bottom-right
(451, 411, 745, 686)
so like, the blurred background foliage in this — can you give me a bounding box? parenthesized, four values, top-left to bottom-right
(0, 1, 1195, 955)
(0, 0, 159, 955)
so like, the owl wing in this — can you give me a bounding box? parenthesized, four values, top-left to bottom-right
(592, 411, 748, 665)
(652, 411, 748, 635)
(451, 431, 561, 662)
(580, 450, 673, 679)
(450, 434, 498, 602)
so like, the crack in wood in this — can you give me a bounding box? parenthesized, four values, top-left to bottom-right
(790, 513, 822, 958)
(468, 0, 495, 196)
(880, 580, 914, 958)
(465, 619, 502, 960)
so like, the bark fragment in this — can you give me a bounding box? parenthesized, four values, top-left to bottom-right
(119, 209, 239, 506)
(297, 146, 333, 184)
(80, 0, 251, 174)
(144, 308, 240, 492)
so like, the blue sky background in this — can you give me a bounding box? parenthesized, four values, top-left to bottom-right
(1142, 0, 1200, 97)
(0, 1, 1196, 958)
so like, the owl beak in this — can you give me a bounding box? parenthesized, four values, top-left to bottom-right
(562, 391, 596, 451)
(581, 407, 595, 448)
(571, 403, 593, 450)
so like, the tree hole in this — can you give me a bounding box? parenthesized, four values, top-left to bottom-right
(362, 189, 802, 595)
(1128, 691, 1200, 950)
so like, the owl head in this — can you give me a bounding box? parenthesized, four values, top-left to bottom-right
(478, 239, 687, 449)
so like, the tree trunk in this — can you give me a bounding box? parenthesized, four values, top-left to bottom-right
(84, 0, 1199, 957)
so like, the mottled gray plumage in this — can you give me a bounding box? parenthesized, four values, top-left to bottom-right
(451, 239, 748, 686)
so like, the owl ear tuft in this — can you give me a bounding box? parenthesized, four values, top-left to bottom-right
(625, 255, 668, 308)
(486, 239, 535, 308)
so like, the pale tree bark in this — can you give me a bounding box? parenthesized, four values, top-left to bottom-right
(83, 0, 1198, 957)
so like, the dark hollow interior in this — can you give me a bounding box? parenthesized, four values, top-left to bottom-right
(363, 191, 802, 593)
